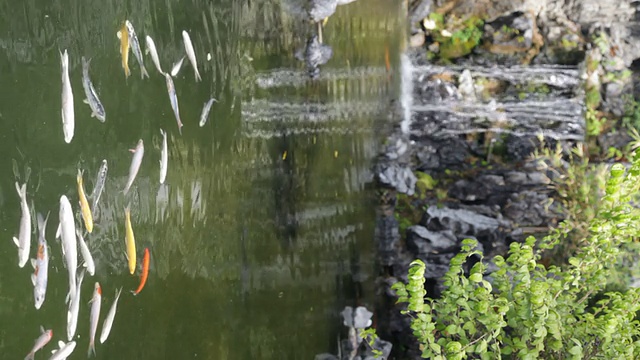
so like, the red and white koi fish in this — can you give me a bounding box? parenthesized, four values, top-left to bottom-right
(24, 327, 52, 360)
(88, 282, 102, 357)
(31, 212, 49, 309)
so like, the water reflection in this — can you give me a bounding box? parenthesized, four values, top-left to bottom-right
(0, 0, 402, 358)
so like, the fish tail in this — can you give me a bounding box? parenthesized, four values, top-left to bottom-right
(88, 341, 96, 357)
(37, 212, 49, 238)
(141, 66, 150, 79)
(60, 49, 68, 69)
(24, 352, 35, 360)
(124, 65, 131, 78)
(195, 69, 202, 82)
(15, 182, 26, 199)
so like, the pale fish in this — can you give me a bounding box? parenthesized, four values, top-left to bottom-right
(124, 139, 144, 195)
(182, 30, 201, 81)
(49, 340, 76, 360)
(32, 212, 50, 310)
(124, 206, 137, 274)
(100, 287, 123, 344)
(24, 326, 52, 360)
(198, 97, 217, 127)
(88, 282, 102, 357)
(125, 20, 149, 79)
(159, 129, 168, 184)
(145, 35, 164, 75)
(116, 23, 130, 78)
(170, 56, 185, 77)
(60, 49, 74, 143)
(14, 182, 31, 268)
(90, 159, 108, 216)
(77, 229, 95, 276)
(81, 57, 106, 122)
(77, 169, 93, 233)
(164, 73, 183, 134)
(67, 269, 85, 341)
(56, 195, 77, 303)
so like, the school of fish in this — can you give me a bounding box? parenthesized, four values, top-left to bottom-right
(11, 18, 219, 358)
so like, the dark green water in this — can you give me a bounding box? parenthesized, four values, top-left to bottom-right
(0, 0, 404, 358)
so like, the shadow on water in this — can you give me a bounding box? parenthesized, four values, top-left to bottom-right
(0, 0, 404, 358)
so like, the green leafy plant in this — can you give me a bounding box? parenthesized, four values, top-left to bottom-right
(392, 151, 640, 358)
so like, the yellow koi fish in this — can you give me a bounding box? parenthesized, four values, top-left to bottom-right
(77, 170, 93, 233)
(124, 206, 136, 274)
(116, 23, 130, 78)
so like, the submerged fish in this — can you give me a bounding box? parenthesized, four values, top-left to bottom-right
(198, 98, 217, 127)
(164, 73, 183, 134)
(67, 269, 85, 341)
(88, 282, 102, 357)
(124, 206, 137, 275)
(77, 170, 93, 233)
(49, 340, 76, 360)
(32, 213, 50, 310)
(77, 229, 95, 276)
(81, 57, 106, 122)
(14, 182, 31, 268)
(125, 20, 149, 79)
(159, 129, 168, 184)
(145, 35, 164, 75)
(132, 248, 150, 295)
(91, 159, 108, 216)
(100, 287, 123, 344)
(182, 30, 201, 82)
(24, 327, 52, 360)
(170, 56, 185, 77)
(116, 24, 130, 78)
(56, 195, 77, 303)
(124, 140, 144, 195)
(60, 49, 74, 143)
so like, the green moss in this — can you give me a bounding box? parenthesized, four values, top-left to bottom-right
(585, 87, 601, 110)
(431, 16, 484, 60)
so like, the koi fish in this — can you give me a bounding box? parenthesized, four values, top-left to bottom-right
(159, 129, 168, 184)
(49, 340, 76, 360)
(88, 282, 102, 357)
(91, 159, 108, 216)
(77, 229, 95, 276)
(81, 57, 106, 122)
(182, 30, 201, 81)
(125, 20, 149, 79)
(24, 326, 52, 360)
(56, 195, 77, 303)
(77, 169, 93, 233)
(116, 23, 130, 78)
(32, 212, 49, 309)
(164, 73, 183, 134)
(100, 287, 122, 344)
(133, 248, 150, 295)
(170, 56, 185, 77)
(67, 269, 85, 341)
(14, 182, 31, 268)
(124, 139, 144, 194)
(198, 98, 217, 127)
(60, 49, 75, 143)
(145, 35, 164, 75)
(125, 206, 137, 274)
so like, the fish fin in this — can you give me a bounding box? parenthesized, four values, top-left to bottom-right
(88, 341, 96, 357)
(195, 69, 202, 82)
(116, 30, 122, 40)
(13, 237, 19, 247)
(128, 148, 136, 153)
(83, 98, 89, 104)
(31, 273, 36, 286)
(55, 223, 61, 239)
(30, 258, 37, 268)
(40, 325, 45, 333)
(25, 352, 35, 360)
(90, 111, 97, 118)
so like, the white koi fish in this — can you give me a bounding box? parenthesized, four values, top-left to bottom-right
(24, 326, 52, 360)
(91, 159, 108, 216)
(49, 340, 76, 360)
(67, 269, 85, 341)
(88, 282, 102, 357)
(198, 97, 217, 127)
(56, 195, 77, 303)
(159, 129, 168, 184)
(100, 287, 123, 344)
(182, 30, 201, 81)
(77, 229, 95, 276)
(81, 57, 106, 122)
(170, 56, 185, 77)
(145, 35, 164, 75)
(60, 49, 74, 143)
(164, 73, 183, 134)
(124, 139, 144, 194)
(14, 182, 31, 268)
(32, 212, 49, 309)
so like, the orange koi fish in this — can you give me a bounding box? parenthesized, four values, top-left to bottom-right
(132, 248, 149, 295)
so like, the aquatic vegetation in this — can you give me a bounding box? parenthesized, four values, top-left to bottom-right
(391, 151, 640, 358)
(423, 12, 484, 60)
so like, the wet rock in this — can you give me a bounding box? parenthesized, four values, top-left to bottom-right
(504, 190, 557, 227)
(424, 205, 506, 234)
(376, 211, 401, 267)
(341, 306, 374, 329)
(406, 226, 458, 254)
(409, 0, 432, 32)
(458, 69, 476, 101)
(315, 354, 338, 360)
(409, 32, 425, 48)
(377, 164, 416, 195)
(449, 175, 506, 202)
(603, 79, 633, 117)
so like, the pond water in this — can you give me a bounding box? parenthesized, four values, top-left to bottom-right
(0, 0, 404, 358)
